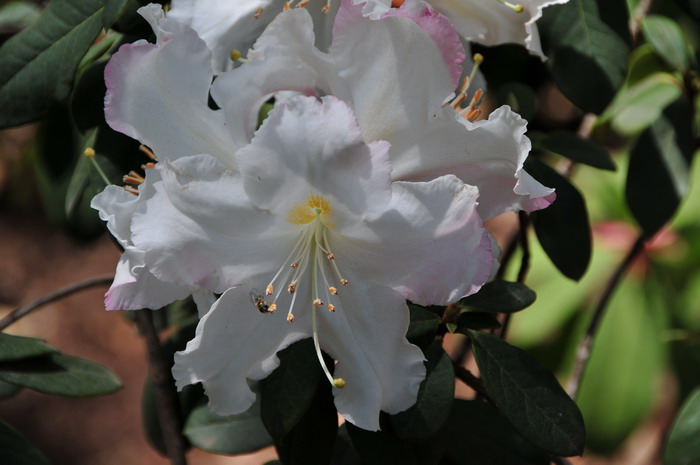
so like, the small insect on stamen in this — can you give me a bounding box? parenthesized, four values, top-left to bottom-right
(329, 287, 338, 295)
(313, 299, 324, 307)
(250, 291, 274, 314)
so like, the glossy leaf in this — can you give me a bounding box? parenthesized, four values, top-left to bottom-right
(185, 401, 273, 455)
(0, 333, 58, 362)
(537, 130, 616, 171)
(0, 0, 124, 128)
(0, 420, 51, 465)
(390, 342, 454, 440)
(460, 280, 536, 313)
(626, 99, 694, 238)
(0, 1, 41, 30)
(528, 159, 592, 281)
(470, 331, 585, 456)
(0, 353, 122, 397)
(539, 0, 631, 113)
(642, 15, 689, 71)
(456, 312, 501, 331)
(443, 400, 550, 465)
(406, 304, 441, 348)
(665, 388, 700, 465)
(260, 339, 323, 442)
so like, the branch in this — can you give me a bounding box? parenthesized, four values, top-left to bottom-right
(498, 211, 530, 339)
(567, 234, 646, 398)
(134, 310, 189, 465)
(453, 363, 493, 403)
(0, 275, 114, 331)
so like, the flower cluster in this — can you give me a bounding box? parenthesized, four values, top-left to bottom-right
(94, 0, 560, 430)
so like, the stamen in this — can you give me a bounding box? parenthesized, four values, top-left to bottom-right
(266, 284, 273, 296)
(296, 0, 309, 7)
(284, 1, 292, 10)
(287, 313, 295, 322)
(313, 298, 324, 306)
(84, 147, 112, 186)
(123, 171, 145, 185)
(288, 281, 297, 294)
(142, 163, 156, 170)
(139, 145, 157, 161)
(322, 0, 332, 13)
(124, 185, 139, 196)
(327, 304, 336, 312)
(391, 0, 405, 6)
(494, 0, 524, 12)
(340, 279, 349, 286)
(268, 303, 277, 313)
(329, 287, 338, 295)
(255, 7, 264, 18)
(326, 253, 334, 260)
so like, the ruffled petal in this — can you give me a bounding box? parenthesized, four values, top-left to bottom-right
(389, 105, 555, 219)
(237, 95, 393, 224)
(333, 175, 493, 304)
(104, 4, 236, 163)
(318, 276, 426, 430)
(172, 286, 311, 415)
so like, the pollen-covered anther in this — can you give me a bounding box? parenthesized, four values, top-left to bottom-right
(283, 1, 291, 10)
(265, 284, 274, 296)
(288, 281, 297, 294)
(313, 298, 324, 307)
(327, 304, 336, 312)
(296, 0, 309, 7)
(84, 147, 96, 158)
(322, 0, 332, 13)
(326, 253, 334, 260)
(333, 378, 346, 388)
(142, 163, 156, 170)
(268, 303, 277, 313)
(290, 262, 299, 269)
(139, 145, 157, 161)
(287, 313, 295, 322)
(340, 279, 349, 286)
(123, 171, 145, 185)
(124, 185, 139, 196)
(254, 7, 264, 18)
(329, 286, 338, 295)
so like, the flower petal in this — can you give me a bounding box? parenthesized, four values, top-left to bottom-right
(389, 105, 555, 219)
(104, 4, 236, 163)
(318, 276, 426, 430)
(172, 286, 311, 415)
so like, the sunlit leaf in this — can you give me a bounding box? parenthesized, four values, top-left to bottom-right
(641, 15, 689, 71)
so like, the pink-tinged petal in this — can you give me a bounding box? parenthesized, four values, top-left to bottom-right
(104, 5, 236, 163)
(330, 3, 454, 145)
(390, 105, 555, 219)
(173, 286, 311, 415)
(318, 277, 426, 430)
(237, 96, 393, 223)
(381, 2, 465, 86)
(104, 248, 191, 310)
(333, 175, 493, 305)
(91, 185, 140, 248)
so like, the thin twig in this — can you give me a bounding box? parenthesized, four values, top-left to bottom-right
(498, 211, 531, 339)
(567, 234, 646, 398)
(0, 275, 114, 331)
(453, 363, 493, 403)
(134, 310, 189, 465)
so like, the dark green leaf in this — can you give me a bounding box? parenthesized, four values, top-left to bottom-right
(625, 98, 695, 238)
(0, 380, 21, 399)
(0, 333, 58, 362)
(0, 420, 51, 465)
(456, 312, 501, 331)
(71, 61, 108, 132)
(460, 280, 536, 313)
(470, 332, 585, 456)
(345, 423, 419, 465)
(102, 0, 130, 28)
(185, 401, 273, 455)
(275, 370, 338, 465)
(496, 82, 537, 120)
(537, 130, 616, 171)
(0, 1, 41, 30)
(665, 388, 700, 465)
(539, 0, 631, 113)
(674, 0, 700, 20)
(641, 15, 689, 71)
(0, 0, 123, 128)
(406, 304, 441, 348)
(260, 338, 323, 442)
(390, 342, 454, 440)
(443, 400, 550, 465)
(0, 353, 122, 397)
(528, 158, 591, 281)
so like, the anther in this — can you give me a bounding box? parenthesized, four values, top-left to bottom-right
(290, 262, 299, 269)
(322, 0, 332, 13)
(288, 281, 297, 294)
(287, 313, 295, 322)
(329, 286, 338, 295)
(142, 163, 156, 170)
(327, 304, 336, 312)
(124, 185, 139, 196)
(139, 145, 157, 161)
(84, 147, 96, 158)
(313, 299, 324, 307)
(494, 0, 524, 12)
(255, 7, 264, 18)
(391, 0, 405, 6)
(230, 49, 241, 61)
(296, 0, 309, 7)
(266, 284, 274, 296)
(333, 378, 346, 388)
(268, 303, 277, 313)
(340, 279, 349, 286)
(283, 1, 291, 10)
(326, 253, 334, 260)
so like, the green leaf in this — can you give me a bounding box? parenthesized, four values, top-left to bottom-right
(665, 388, 700, 465)
(460, 280, 536, 313)
(0, 1, 41, 30)
(0, 420, 51, 465)
(539, 0, 631, 113)
(443, 400, 550, 465)
(0, 0, 125, 128)
(102, 0, 130, 28)
(0, 380, 21, 400)
(0, 353, 122, 397)
(0, 333, 58, 362)
(527, 158, 592, 281)
(406, 304, 441, 348)
(456, 312, 501, 331)
(274, 371, 338, 465)
(641, 15, 689, 71)
(260, 338, 323, 442)
(390, 342, 454, 440)
(185, 401, 273, 455)
(537, 130, 616, 171)
(496, 82, 537, 120)
(470, 331, 585, 456)
(625, 98, 695, 238)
